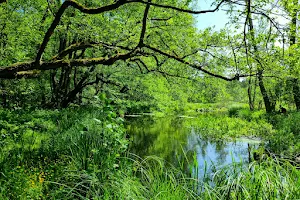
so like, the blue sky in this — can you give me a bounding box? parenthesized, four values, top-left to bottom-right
(194, 0, 230, 30)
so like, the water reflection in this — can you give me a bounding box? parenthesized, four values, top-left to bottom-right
(126, 116, 257, 177)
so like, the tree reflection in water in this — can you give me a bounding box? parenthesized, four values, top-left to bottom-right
(126, 116, 259, 178)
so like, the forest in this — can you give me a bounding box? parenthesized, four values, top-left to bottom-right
(0, 0, 299, 199)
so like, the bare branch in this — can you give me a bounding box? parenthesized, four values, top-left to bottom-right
(143, 44, 241, 81)
(152, 70, 194, 81)
(131, 58, 150, 72)
(130, 0, 227, 14)
(150, 17, 172, 21)
(53, 41, 132, 59)
(138, 0, 151, 47)
(251, 11, 283, 36)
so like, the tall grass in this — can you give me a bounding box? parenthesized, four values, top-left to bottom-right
(0, 106, 128, 199)
(1, 107, 299, 199)
(204, 157, 300, 199)
(56, 155, 300, 199)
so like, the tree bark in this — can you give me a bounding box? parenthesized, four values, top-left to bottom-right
(247, 77, 254, 110)
(289, 0, 300, 110)
(292, 78, 300, 110)
(246, 0, 275, 113)
(258, 70, 274, 113)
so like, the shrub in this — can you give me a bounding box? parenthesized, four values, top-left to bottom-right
(266, 112, 300, 156)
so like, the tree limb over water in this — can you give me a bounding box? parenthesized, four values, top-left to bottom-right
(0, 0, 239, 80)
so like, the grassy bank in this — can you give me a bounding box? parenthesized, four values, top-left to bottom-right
(185, 105, 300, 159)
(0, 106, 127, 199)
(0, 106, 299, 199)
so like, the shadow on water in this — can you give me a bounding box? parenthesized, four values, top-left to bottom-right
(125, 115, 260, 178)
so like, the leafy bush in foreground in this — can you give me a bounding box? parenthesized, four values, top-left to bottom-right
(266, 112, 300, 157)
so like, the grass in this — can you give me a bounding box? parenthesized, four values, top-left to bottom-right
(183, 112, 273, 139)
(0, 106, 299, 199)
(0, 106, 128, 199)
(206, 157, 300, 199)
(48, 154, 300, 199)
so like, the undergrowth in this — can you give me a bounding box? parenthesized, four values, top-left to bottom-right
(0, 104, 299, 199)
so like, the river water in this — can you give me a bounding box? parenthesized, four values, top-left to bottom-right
(125, 115, 260, 178)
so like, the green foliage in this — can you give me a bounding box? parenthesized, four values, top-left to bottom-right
(203, 158, 300, 199)
(190, 113, 273, 139)
(228, 106, 266, 122)
(0, 101, 127, 198)
(266, 112, 300, 156)
(55, 154, 300, 200)
(0, 0, 300, 198)
(65, 117, 126, 171)
(1, 105, 300, 199)
(109, 155, 197, 199)
(228, 106, 248, 117)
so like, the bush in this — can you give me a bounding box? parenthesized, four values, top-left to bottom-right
(266, 112, 300, 156)
(228, 106, 244, 117)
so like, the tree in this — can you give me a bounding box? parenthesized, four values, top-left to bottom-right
(0, 0, 248, 108)
(0, 0, 297, 112)
(282, 0, 300, 110)
(219, 0, 297, 112)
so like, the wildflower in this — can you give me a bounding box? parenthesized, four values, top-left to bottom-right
(39, 172, 45, 184)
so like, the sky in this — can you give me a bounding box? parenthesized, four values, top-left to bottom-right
(193, 0, 230, 30)
(193, 0, 290, 47)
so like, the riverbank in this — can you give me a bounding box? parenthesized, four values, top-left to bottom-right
(0, 107, 299, 199)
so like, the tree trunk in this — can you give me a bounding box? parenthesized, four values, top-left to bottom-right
(246, 0, 275, 113)
(248, 78, 254, 110)
(257, 70, 275, 113)
(289, 1, 299, 110)
(292, 78, 300, 110)
(247, 72, 258, 111)
(0, 81, 7, 108)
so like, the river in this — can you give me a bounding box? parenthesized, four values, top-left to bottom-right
(125, 115, 260, 178)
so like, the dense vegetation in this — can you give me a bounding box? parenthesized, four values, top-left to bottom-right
(1, 104, 300, 199)
(0, 0, 299, 199)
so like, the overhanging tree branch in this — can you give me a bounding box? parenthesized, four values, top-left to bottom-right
(35, 0, 133, 65)
(0, 0, 240, 80)
(0, 51, 137, 79)
(53, 41, 132, 60)
(35, 0, 227, 65)
(138, 0, 151, 47)
(143, 44, 241, 81)
(130, 0, 227, 14)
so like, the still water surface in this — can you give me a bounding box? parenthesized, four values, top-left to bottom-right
(126, 116, 259, 177)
